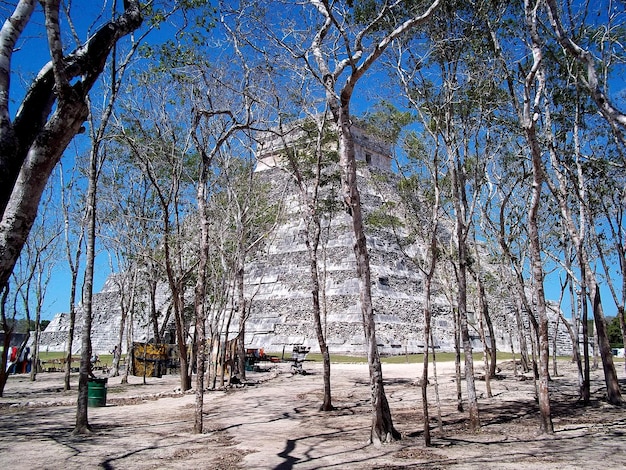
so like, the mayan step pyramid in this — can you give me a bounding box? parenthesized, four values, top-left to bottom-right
(40, 123, 574, 357)
(240, 123, 509, 355)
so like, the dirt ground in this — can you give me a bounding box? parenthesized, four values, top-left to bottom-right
(0, 358, 625, 469)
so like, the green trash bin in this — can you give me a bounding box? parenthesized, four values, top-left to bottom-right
(88, 377, 107, 407)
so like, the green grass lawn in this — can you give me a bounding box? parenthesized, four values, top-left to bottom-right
(294, 351, 584, 364)
(305, 352, 469, 364)
(282, 352, 480, 364)
(36, 350, 622, 369)
(37, 352, 121, 367)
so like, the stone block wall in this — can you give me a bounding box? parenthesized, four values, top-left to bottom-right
(40, 131, 576, 360)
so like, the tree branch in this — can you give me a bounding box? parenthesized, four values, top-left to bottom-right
(0, 0, 35, 128)
(2, 0, 142, 215)
(43, 0, 71, 99)
(545, 0, 626, 131)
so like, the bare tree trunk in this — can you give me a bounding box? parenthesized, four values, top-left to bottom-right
(593, 202, 626, 378)
(172, 292, 191, 391)
(527, 144, 554, 435)
(111, 315, 125, 378)
(478, 303, 492, 398)
(74, 144, 99, 435)
(495, 247, 530, 373)
(141, 342, 148, 385)
(546, 113, 621, 404)
(552, 315, 559, 377)
(528, 312, 540, 384)
(306, 0, 441, 443)
(509, 330, 518, 377)
(450, 157, 480, 431)
(453, 306, 463, 412)
(235, 265, 247, 382)
(337, 109, 400, 444)
(0, 287, 12, 396)
(619, 306, 626, 376)
(458, 273, 480, 431)
(29, 308, 41, 382)
(211, 333, 220, 390)
(564, 250, 585, 400)
(218, 335, 227, 388)
(188, 327, 198, 384)
(481, 286, 497, 378)
(221, 308, 236, 388)
(517, 317, 531, 372)
(559, 307, 584, 391)
(516, 0, 554, 435)
(193, 158, 209, 434)
(589, 282, 622, 404)
(148, 275, 161, 344)
(470, 266, 493, 397)
(121, 304, 133, 385)
(580, 287, 591, 403)
(283, 116, 334, 411)
(429, 330, 443, 435)
(420, 207, 439, 445)
(421, 276, 433, 446)
(307, 235, 333, 411)
(160, 210, 191, 392)
(60, 163, 84, 391)
(63, 269, 79, 390)
(111, 271, 136, 378)
(592, 325, 599, 371)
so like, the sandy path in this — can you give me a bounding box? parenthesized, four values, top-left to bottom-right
(1, 360, 624, 469)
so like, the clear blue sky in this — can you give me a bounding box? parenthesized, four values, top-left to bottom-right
(11, 1, 624, 324)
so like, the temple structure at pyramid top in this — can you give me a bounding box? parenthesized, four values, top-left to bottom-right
(254, 121, 393, 172)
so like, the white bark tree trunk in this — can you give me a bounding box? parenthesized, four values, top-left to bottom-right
(0, 1, 142, 293)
